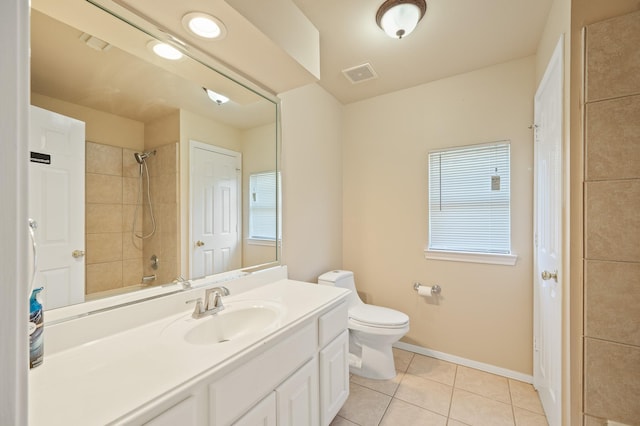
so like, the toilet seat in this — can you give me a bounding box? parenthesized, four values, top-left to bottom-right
(349, 304, 409, 329)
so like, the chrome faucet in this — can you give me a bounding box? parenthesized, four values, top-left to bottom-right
(188, 286, 230, 319)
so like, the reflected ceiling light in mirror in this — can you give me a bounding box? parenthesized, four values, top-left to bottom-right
(376, 0, 427, 39)
(183, 12, 227, 40)
(147, 40, 183, 60)
(203, 87, 230, 105)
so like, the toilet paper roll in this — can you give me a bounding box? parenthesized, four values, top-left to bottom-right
(417, 285, 434, 297)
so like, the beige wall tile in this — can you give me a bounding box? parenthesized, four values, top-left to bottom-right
(86, 261, 122, 294)
(585, 180, 640, 262)
(122, 259, 142, 287)
(584, 338, 640, 424)
(122, 232, 143, 260)
(123, 148, 140, 178)
(86, 142, 122, 176)
(122, 204, 142, 234)
(586, 11, 640, 101)
(585, 260, 640, 346)
(86, 232, 122, 264)
(86, 173, 122, 204)
(86, 203, 122, 234)
(449, 389, 514, 426)
(586, 95, 640, 181)
(583, 415, 607, 426)
(123, 176, 139, 205)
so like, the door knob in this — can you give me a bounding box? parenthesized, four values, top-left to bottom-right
(72, 250, 85, 258)
(541, 270, 558, 282)
(196, 240, 205, 247)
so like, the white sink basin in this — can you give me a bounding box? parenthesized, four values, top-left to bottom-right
(162, 300, 285, 345)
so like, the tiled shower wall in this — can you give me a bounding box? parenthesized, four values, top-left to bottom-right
(583, 10, 640, 425)
(85, 141, 179, 296)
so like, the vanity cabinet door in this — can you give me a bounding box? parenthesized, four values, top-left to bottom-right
(275, 358, 319, 426)
(233, 393, 276, 426)
(319, 330, 349, 426)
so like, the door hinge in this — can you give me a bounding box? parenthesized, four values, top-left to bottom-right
(534, 233, 538, 248)
(534, 337, 539, 352)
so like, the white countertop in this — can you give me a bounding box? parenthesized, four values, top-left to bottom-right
(28, 279, 348, 426)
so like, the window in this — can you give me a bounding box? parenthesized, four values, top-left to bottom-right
(248, 171, 281, 242)
(427, 141, 516, 265)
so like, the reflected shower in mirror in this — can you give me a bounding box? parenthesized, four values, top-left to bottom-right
(29, 0, 280, 313)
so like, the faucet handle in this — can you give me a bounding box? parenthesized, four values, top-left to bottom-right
(186, 297, 204, 318)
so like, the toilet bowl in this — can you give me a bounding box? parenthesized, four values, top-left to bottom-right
(318, 270, 409, 380)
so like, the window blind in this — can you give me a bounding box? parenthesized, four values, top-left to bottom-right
(249, 171, 280, 240)
(428, 141, 511, 254)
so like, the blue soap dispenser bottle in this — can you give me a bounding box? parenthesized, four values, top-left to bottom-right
(29, 287, 44, 369)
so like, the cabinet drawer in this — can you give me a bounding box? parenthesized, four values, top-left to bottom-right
(318, 302, 348, 348)
(209, 321, 317, 425)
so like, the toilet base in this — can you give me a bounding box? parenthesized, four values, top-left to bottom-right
(348, 334, 398, 380)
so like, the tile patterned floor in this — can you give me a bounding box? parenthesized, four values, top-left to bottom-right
(331, 348, 548, 426)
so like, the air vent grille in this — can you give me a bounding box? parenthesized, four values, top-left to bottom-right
(342, 63, 377, 84)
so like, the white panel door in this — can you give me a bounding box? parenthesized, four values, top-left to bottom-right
(28, 105, 85, 309)
(190, 141, 241, 278)
(533, 36, 563, 426)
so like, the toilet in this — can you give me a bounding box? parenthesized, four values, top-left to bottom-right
(318, 270, 409, 380)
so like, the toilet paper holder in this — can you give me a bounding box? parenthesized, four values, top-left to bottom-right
(413, 282, 442, 295)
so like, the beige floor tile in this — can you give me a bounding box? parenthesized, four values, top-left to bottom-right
(513, 407, 549, 426)
(330, 415, 359, 426)
(509, 380, 544, 414)
(337, 383, 391, 426)
(395, 373, 453, 416)
(455, 366, 511, 404)
(393, 347, 415, 373)
(407, 354, 457, 386)
(449, 389, 514, 426)
(380, 399, 447, 426)
(448, 419, 471, 426)
(351, 371, 404, 396)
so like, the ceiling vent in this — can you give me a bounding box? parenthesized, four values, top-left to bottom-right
(342, 63, 378, 84)
(79, 33, 112, 52)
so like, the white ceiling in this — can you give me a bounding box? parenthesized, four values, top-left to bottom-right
(293, 0, 553, 104)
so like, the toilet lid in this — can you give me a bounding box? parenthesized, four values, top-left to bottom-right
(349, 304, 409, 327)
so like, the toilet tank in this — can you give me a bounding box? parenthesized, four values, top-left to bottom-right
(318, 270, 354, 288)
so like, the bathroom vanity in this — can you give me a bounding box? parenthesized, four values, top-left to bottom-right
(29, 269, 350, 426)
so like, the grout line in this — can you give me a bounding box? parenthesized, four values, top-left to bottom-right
(508, 379, 517, 425)
(446, 364, 458, 421)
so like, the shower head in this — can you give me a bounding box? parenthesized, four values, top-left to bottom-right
(134, 150, 156, 164)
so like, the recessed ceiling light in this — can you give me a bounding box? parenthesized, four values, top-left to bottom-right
(203, 87, 230, 105)
(183, 12, 227, 40)
(148, 41, 183, 60)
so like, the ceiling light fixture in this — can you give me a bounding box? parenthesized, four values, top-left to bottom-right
(148, 41, 183, 60)
(376, 0, 427, 39)
(203, 87, 229, 105)
(182, 12, 227, 40)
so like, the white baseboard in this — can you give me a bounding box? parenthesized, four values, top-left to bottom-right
(393, 341, 534, 384)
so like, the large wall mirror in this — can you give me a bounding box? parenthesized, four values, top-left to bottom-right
(29, 0, 280, 314)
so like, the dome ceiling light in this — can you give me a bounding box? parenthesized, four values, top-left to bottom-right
(182, 12, 227, 40)
(376, 0, 427, 39)
(148, 41, 183, 60)
(203, 88, 230, 105)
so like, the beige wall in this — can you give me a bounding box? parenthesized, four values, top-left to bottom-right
(279, 83, 344, 282)
(242, 123, 279, 267)
(342, 57, 536, 374)
(31, 92, 144, 150)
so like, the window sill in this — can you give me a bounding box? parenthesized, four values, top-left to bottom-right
(247, 238, 279, 247)
(424, 249, 518, 266)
